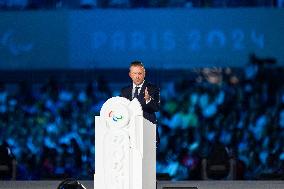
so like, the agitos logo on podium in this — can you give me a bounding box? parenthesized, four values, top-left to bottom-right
(108, 110, 123, 122)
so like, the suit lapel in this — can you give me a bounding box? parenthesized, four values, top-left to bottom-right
(126, 86, 132, 100)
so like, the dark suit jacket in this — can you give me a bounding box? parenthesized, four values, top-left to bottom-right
(120, 81, 160, 124)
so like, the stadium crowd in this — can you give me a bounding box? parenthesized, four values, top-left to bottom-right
(1, 62, 284, 180)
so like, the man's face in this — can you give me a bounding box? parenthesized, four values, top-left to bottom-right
(129, 65, 145, 86)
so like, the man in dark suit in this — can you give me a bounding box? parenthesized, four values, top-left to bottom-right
(121, 60, 160, 124)
(121, 61, 160, 143)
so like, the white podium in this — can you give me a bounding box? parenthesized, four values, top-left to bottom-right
(94, 97, 156, 189)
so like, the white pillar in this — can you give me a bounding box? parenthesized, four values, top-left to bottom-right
(94, 96, 156, 189)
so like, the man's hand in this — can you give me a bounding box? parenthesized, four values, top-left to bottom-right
(144, 87, 151, 102)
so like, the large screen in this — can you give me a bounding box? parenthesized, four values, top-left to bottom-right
(1, 9, 284, 70)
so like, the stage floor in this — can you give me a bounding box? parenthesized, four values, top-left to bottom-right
(158, 181, 284, 189)
(0, 180, 284, 189)
(0, 181, 93, 189)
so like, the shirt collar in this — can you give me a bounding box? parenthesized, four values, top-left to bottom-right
(132, 80, 144, 88)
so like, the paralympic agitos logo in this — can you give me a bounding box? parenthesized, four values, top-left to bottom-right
(108, 111, 123, 122)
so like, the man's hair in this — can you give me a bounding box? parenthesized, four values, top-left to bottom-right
(130, 60, 144, 68)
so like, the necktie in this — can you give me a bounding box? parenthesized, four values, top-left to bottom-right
(134, 86, 140, 99)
